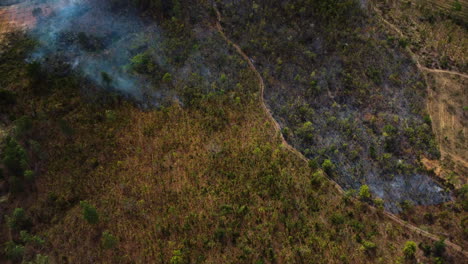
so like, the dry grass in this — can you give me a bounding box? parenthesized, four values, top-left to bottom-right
(376, 0, 468, 72)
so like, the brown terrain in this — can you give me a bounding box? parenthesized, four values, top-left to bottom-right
(0, 0, 467, 261)
(0, 0, 52, 40)
(426, 72, 467, 186)
(372, 0, 467, 186)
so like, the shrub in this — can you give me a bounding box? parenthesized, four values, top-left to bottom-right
(2, 137, 28, 176)
(20, 230, 45, 246)
(419, 242, 432, 257)
(27, 254, 50, 264)
(308, 158, 319, 170)
(80, 201, 99, 224)
(101, 72, 113, 86)
(26, 61, 43, 85)
(452, 0, 462, 11)
(105, 110, 117, 122)
(369, 144, 377, 159)
(297, 121, 314, 142)
(321, 159, 334, 175)
(433, 239, 445, 257)
(4, 241, 24, 261)
(130, 52, 154, 74)
(403, 241, 417, 259)
(374, 198, 384, 210)
(170, 249, 185, 264)
(0, 89, 16, 107)
(10, 176, 24, 193)
(162, 72, 173, 82)
(383, 124, 397, 136)
(330, 213, 345, 225)
(101, 230, 118, 249)
(24, 170, 35, 182)
(360, 240, 376, 253)
(311, 171, 323, 187)
(359, 185, 371, 200)
(423, 114, 432, 125)
(6, 208, 30, 230)
(13, 116, 33, 139)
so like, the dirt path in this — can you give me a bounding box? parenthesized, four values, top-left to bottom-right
(213, 4, 468, 258)
(420, 67, 468, 79)
(372, 6, 468, 80)
(372, 4, 468, 180)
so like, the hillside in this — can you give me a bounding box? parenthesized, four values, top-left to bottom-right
(0, 0, 467, 263)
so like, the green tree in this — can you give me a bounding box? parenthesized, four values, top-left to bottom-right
(359, 185, 371, 200)
(321, 159, 334, 175)
(403, 241, 417, 259)
(80, 201, 99, 224)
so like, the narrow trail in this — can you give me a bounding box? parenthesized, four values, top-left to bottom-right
(213, 5, 468, 258)
(420, 67, 468, 79)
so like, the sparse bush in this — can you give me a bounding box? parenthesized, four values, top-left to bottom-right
(24, 170, 35, 182)
(433, 239, 445, 257)
(162, 72, 173, 82)
(80, 201, 99, 224)
(6, 208, 30, 230)
(360, 240, 376, 253)
(359, 185, 371, 200)
(170, 249, 185, 264)
(101, 230, 118, 249)
(374, 198, 384, 210)
(383, 124, 397, 136)
(321, 159, 334, 175)
(0, 89, 16, 107)
(400, 200, 414, 213)
(101, 72, 113, 86)
(423, 114, 432, 125)
(20, 230, 45, 246)
(369, 145, 377, 159)
(311, 171, 323, 187)
(403, 241, 417, 259)
(308, 158, 319, 170)
(452, 0, 462, 11)
(105, 110, 117, 122)
(330, 213, 345, 225)
(2, 137, 28, 176)
(130, 52, 154, 74)
(4, 241, 25, 261)
(297, 121, 314, 142)
(26, 61, 43, 86)
(10, 176, 24, 193)
(398, 38, 409, 48)
(25, 254, 50, 264)
(419, 242, 432, 257)
(13, 116, 33, 139)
